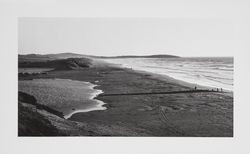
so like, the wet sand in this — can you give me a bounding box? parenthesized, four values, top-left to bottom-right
(19, 78, 106, 119)
(20, 60, 233, 136)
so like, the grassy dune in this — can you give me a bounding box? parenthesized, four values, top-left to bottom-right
(19, 58, 92, 70)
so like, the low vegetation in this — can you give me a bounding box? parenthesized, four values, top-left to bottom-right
(18, 91, 65, 136)
(19, 58, 92, 70)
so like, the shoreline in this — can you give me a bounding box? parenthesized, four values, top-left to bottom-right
(99, 59, 233, 92)
(64, 84, 106, 119)
(130, 68, 233, 97)
(18, 59, 233, 136)
(19, 78, 107, 120)
(96, 59, 233, 94)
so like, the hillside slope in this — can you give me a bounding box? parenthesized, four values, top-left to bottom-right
(19, 58, 92, 70)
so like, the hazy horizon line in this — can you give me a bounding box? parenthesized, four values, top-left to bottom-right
(18, 51, 233, 58)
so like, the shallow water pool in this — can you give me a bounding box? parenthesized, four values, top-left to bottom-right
(18, 78, 106, 119)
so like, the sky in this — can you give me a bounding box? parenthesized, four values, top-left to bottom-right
(18, 17, 236, 57)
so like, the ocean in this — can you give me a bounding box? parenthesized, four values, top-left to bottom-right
(102, 57, 233, 91)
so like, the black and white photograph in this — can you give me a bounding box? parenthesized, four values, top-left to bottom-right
(1, 0, 250, 154)
(18, 17, 234, 137)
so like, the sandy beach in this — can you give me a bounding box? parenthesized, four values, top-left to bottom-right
(18, 59, 233, 136)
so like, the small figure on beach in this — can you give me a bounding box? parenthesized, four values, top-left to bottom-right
(221, 88, 223, 92)
(217, 88, 219, 92)
(194, 86, 197, 90)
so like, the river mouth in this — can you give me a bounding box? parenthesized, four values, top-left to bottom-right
(18, 78, 106, 119)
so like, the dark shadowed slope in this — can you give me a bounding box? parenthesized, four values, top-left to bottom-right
(18, 92, 65, 136)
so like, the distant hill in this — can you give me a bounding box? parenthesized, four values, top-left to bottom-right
(97, 54, 179, 59)
(18, 52, 180, 62)
(18, 52, 94, 62)
(46, 53, 93, 59)
(18, 54, 52, 62)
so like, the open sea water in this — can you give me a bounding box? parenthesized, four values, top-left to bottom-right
(102, 57, 233, 91)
